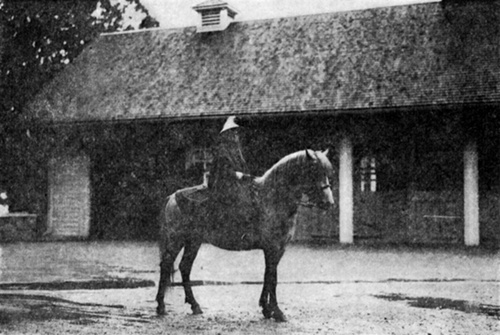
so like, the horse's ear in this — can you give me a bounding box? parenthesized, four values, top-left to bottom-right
(306, 149, 315, 160)
(322, 149, 329, 156)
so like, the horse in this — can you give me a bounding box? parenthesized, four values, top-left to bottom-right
(155, 149, 334, 322)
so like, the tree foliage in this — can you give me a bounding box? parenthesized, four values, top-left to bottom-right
(0, 0, 159, 123)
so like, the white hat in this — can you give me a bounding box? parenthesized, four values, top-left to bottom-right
(220, 116, 239, 133)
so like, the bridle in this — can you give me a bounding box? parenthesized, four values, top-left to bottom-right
(301, 177, 332, 209)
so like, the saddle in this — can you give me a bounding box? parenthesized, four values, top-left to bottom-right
(175, 178, 259, 216)
(175, 184, 209, 215)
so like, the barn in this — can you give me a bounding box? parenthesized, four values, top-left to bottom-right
(20, 0, 499, 246)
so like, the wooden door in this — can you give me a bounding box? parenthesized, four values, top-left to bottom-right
(48, 154, 91, 239)
(408, 191, 463, 243)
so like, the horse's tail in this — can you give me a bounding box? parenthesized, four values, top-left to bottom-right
(157, 195, 170, 257)
(158, 194, 180, 288)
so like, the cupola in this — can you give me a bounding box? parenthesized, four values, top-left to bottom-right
(193, 0, 238, 33)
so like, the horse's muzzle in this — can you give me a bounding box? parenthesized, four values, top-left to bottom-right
(322, 186, 335, 208)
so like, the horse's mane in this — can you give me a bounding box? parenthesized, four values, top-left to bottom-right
(255, 150, 332, 187)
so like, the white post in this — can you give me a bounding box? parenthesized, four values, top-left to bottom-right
(464, 140, 480, 246)
(339, 137, 354, 244)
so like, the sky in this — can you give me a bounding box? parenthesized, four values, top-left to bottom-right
(140, 0, 439, 28)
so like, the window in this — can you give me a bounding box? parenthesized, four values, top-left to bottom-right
(360, 156, 377, 192)
(185, 148, 213, 185)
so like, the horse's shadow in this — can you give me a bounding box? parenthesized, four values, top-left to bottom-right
(156, 308, 291, 333)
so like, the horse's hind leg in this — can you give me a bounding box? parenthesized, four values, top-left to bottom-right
(156, 239, 183, 315)
(179, 240, 203, 315)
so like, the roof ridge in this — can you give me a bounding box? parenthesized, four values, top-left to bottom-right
(193, 0, 228, 8)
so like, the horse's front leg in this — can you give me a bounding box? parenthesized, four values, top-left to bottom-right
(260, 246, 286, 322)
(180, 240, 203, 315)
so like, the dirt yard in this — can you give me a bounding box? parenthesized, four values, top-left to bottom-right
(0, 242, 498, 334)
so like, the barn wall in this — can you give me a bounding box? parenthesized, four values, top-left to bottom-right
(89, 121, 220, 240)
(297, 110, 499, 246)
(480, 193, 500, 246)
(21, 110, 497, 245)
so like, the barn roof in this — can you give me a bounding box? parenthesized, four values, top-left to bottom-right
(27, 2, 500, 123)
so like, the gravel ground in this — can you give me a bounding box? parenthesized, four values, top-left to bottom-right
(0, 242, 498, 334)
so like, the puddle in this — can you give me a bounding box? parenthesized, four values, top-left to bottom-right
(0, 278, 155, 291)
(0, 293, 152, 325)
(0, 293, 124, 308)
(375, 294, 500, 319)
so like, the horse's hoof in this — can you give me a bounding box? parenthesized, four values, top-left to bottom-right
(262, 305, 273, 319)
(263, 306, 287, 322)
(156, 306, 166, 316)
(273, 309, 287, 323)
(192, 305, 203, 315)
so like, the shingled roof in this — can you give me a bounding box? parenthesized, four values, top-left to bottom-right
(27, 2, 499, 123)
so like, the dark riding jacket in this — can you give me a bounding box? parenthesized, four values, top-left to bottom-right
(209, 128, 249, 197)
(208, 122, 258, 229)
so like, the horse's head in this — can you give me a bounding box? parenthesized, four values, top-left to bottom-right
(302, 149, 335, 210)
(257, 149, 335, 209)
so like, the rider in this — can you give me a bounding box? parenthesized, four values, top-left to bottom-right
(209, 116, 257, 241)
(209, 116, 252, 193)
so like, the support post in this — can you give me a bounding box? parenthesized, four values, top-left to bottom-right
(339, 137, 354, 244)
(464, 140, 479, 246)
